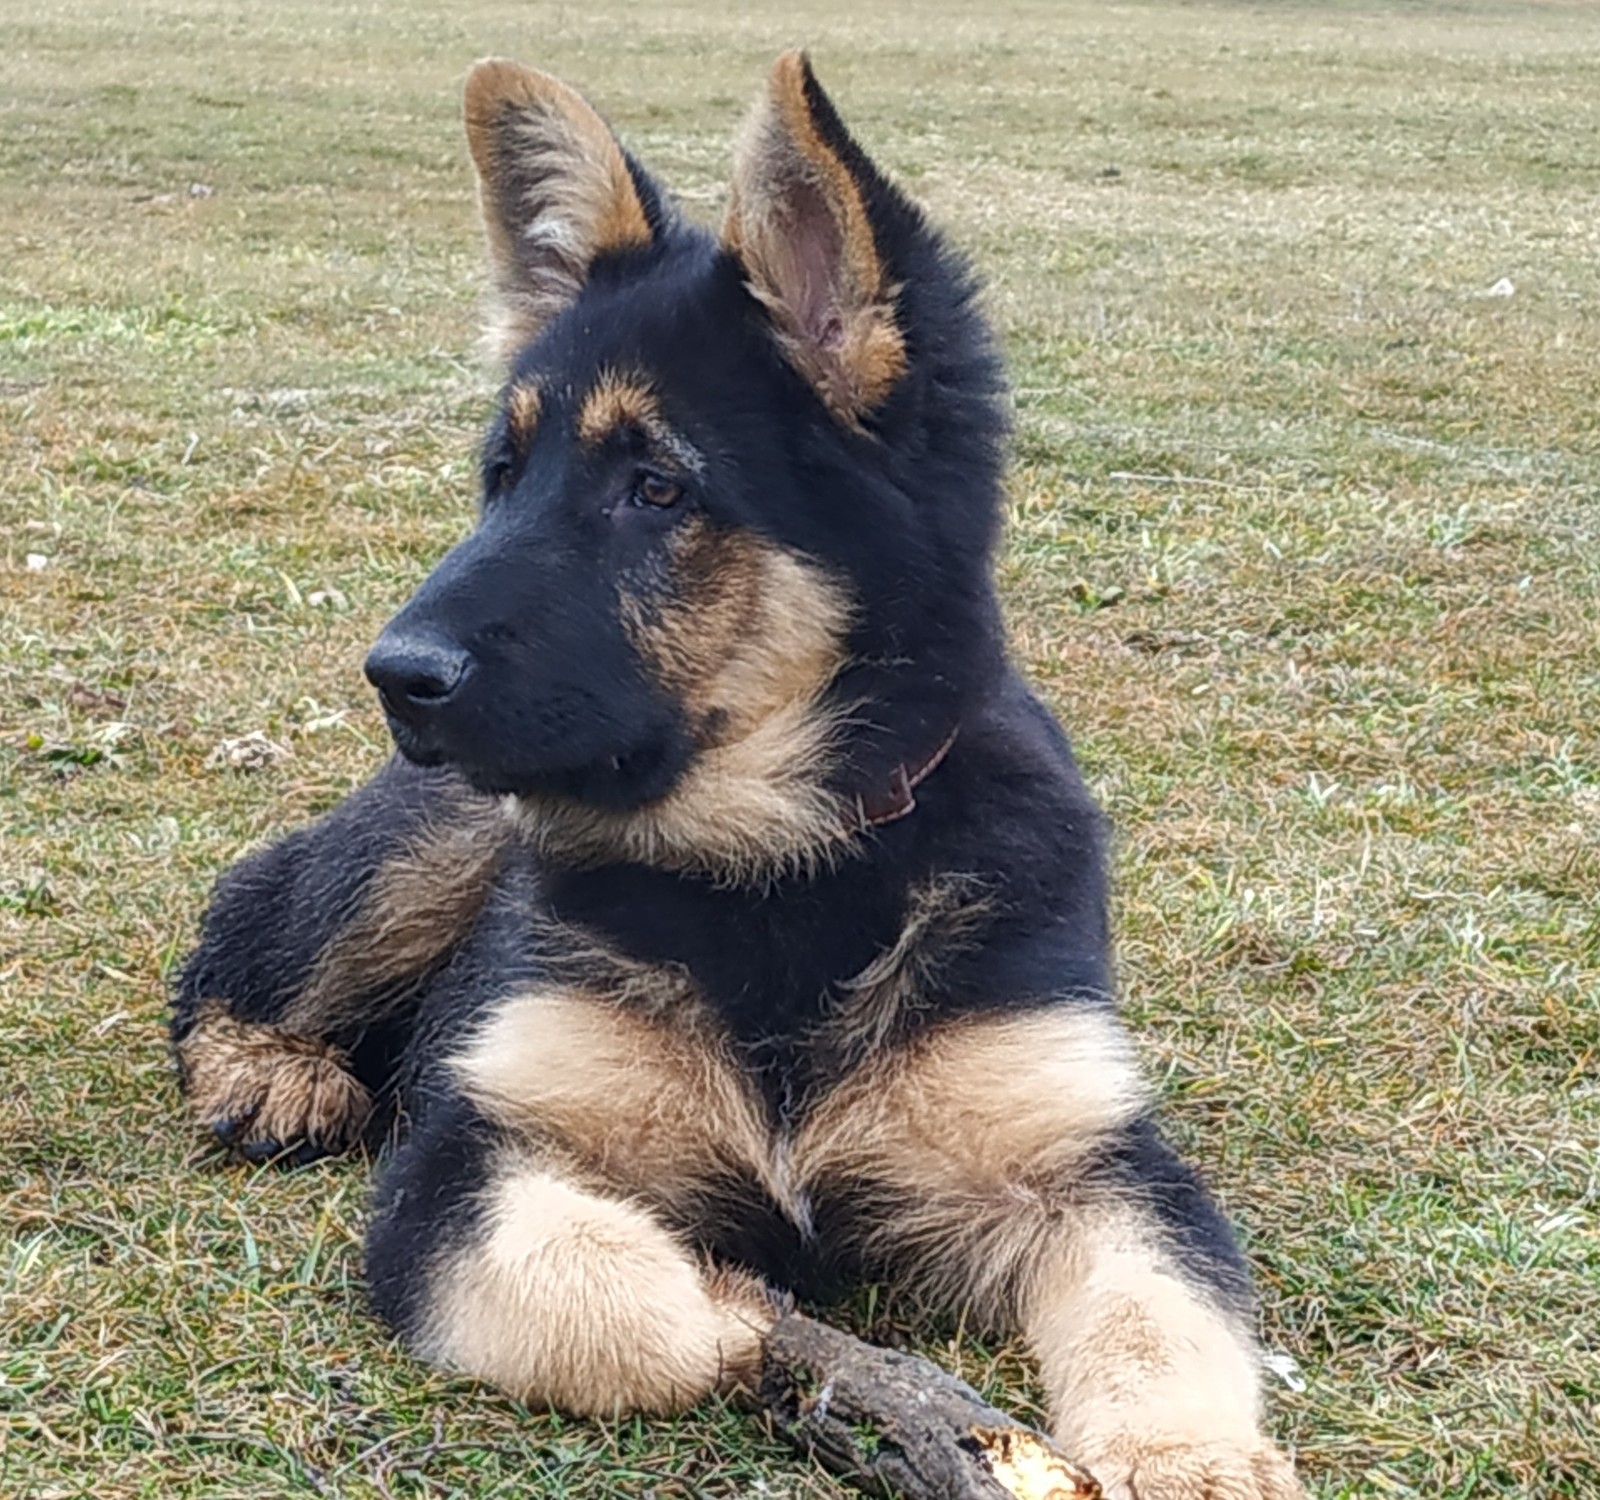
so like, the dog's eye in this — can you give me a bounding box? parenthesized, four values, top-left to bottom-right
(482, 452, 515, 498)
(632, 472, 683, 509)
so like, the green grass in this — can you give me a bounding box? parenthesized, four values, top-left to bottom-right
(3, 1, 1598, 1495)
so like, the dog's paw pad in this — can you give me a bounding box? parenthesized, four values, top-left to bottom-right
(236, 1136, 286, 1165)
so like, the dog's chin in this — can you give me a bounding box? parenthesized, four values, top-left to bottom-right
(386, 717, 692, 812)
(382, 716, 450, 772)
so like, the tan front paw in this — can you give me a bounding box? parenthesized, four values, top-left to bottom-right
(704, 1263, 787, 1396)
(1077, 1432, 1304, 1500)
(177, 1003, 372, 1164)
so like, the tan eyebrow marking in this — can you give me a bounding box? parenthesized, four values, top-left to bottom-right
(576, 369, 705, 473)
(577, 370, 662, 446)
(506, 379, 543, 447)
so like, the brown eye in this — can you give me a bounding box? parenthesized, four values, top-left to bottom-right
(633, 472, 683, 509)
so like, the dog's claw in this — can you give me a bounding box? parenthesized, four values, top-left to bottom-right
(237, 1136, 283, 1165)
(225, 1132, 336, 1168)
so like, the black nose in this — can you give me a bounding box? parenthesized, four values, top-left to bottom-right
(364, 628, 472, 719)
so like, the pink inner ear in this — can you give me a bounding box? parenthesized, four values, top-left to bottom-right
(775, 176, 847, 348)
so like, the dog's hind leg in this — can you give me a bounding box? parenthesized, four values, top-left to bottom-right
(365, 1096, 777, 1414)
(172, 756, 510, 1162)
(804, 1005, 1304, 1500)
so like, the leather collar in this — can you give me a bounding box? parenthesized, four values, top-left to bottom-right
(855, 725, 960, 829)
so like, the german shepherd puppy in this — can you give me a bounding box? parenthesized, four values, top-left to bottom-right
(172, 54, 1304, 1498)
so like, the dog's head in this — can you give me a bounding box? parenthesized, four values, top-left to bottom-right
(367, 54, 1008, 883)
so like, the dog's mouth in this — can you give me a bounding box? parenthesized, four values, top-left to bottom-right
(383, 706, 692, 812)
(522, 733, 692, 809)
(380, 712, 449, 771)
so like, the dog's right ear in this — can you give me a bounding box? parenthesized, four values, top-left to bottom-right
(464, 59, 659, 364)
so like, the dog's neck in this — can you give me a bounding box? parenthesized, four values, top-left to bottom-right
(829, 633, 997, 837)
(853, 724, 960, 829)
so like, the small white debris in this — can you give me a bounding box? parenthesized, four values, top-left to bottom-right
(182, 432, 200, 464)
(188, 182, 214, 199)
(1486, 277, 1516, 298)
(1264, 1351, 1307, 1392)
(204, 731, 293, 772)
(306, 588, 348, 610)
(26, 553, 50, 571)
(298, 706, 349, 734)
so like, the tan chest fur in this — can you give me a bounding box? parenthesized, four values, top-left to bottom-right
(449, 901, 1148, 1305)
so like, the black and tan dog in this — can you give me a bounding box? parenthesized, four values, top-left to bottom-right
(172, 54, 1304, 1498)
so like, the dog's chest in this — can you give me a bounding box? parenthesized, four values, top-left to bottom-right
(539, 859, 908, 1045)
(449, 972, 825, 1234)
(448, 871, 969, 1238)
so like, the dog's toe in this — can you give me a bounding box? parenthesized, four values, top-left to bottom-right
(286, 1138, 336, 1168)
(182, 1008, 371, 1165)
(1081, 1434, 1305, 1500)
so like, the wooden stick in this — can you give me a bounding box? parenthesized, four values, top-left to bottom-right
(759, 1311, 1102, 1500)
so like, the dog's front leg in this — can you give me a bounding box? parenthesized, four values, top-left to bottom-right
(366, 1097, 777, 1414)
(1018, 1132, 1304, 1500)
(805, 1006, 1304, 1500)
(172, 756, 507, 1161)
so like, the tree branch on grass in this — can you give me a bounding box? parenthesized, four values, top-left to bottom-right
(760, 1312, 1102, 1500)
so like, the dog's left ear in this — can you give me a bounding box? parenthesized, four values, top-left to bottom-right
(465, 59, 660, 364)
(722, 53, 906, 427)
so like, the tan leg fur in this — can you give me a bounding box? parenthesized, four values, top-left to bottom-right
(1023, 1225, 1303, 1499)
(800, 1006, 1303, 1499)
(796, 1005, 1147, 1323)
(417, 1153, 776, 1414)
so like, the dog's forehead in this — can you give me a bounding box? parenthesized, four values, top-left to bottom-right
(498, 355, 712, 480)
(505, 244, 754, 414)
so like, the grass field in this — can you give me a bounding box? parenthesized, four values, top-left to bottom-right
(3, 0, 1598, 1495)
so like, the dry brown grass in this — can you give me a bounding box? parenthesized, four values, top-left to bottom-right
(4, 2, 1598, 1496)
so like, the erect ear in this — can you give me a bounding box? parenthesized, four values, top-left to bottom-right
(722, 53, 906, 427)
(464, 58, 658, 364)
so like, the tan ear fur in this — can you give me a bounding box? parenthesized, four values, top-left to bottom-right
(464, 58, 654, 363)
(722, 52, 906, 425)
